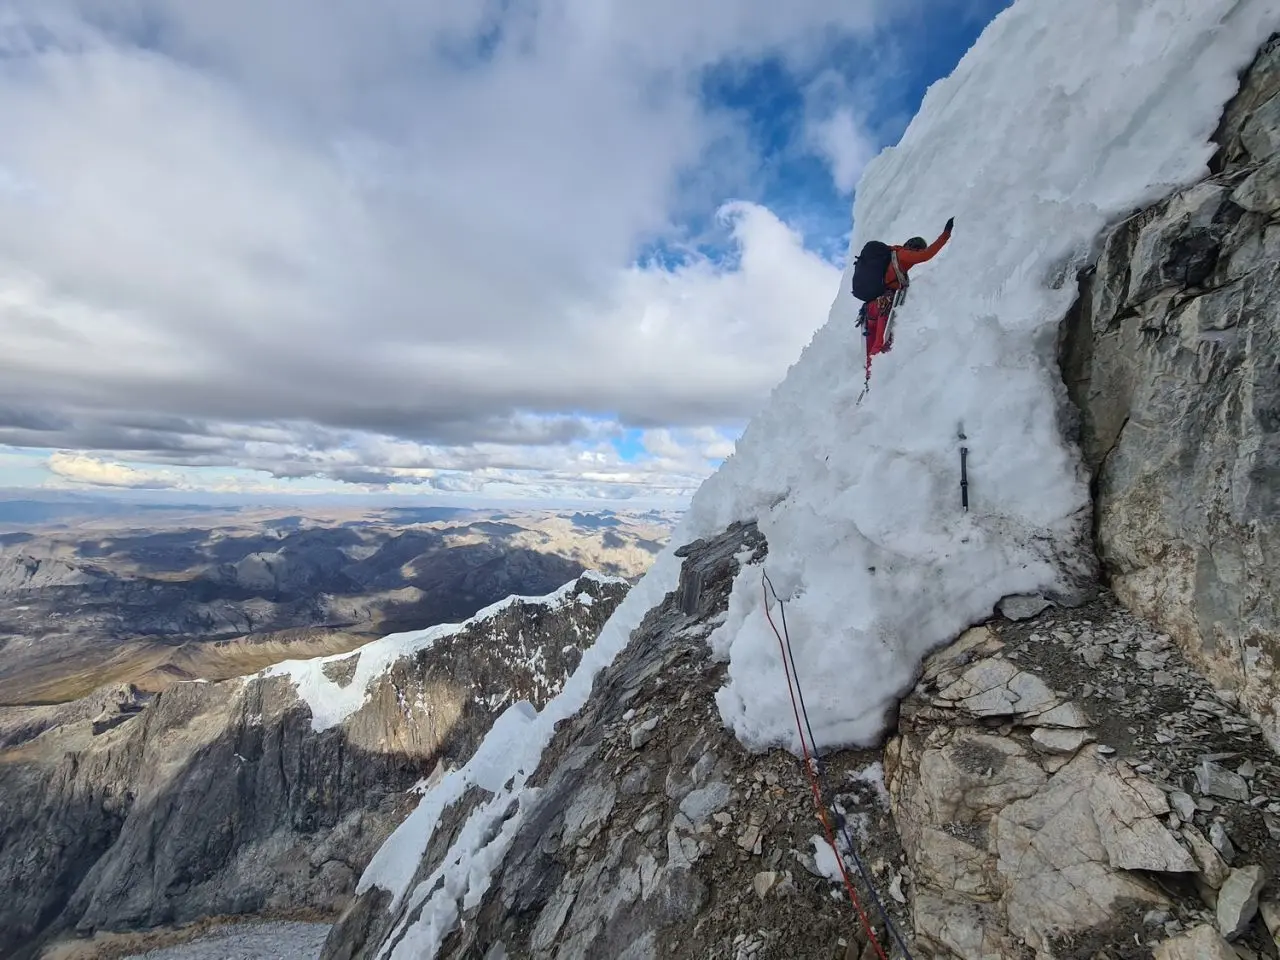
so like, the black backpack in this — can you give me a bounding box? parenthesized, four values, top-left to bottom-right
(850, 240, 892, 302)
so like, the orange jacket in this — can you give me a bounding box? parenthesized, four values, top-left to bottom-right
(884, 228, 951, 290)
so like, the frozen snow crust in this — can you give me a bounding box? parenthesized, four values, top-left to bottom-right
(352, 1, 1280, 955)
(694, 0, 1280, 753)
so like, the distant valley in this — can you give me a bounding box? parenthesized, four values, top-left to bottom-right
(0, 497, 676, 705)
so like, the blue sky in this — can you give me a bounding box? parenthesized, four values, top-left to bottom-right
(0, 0, 1013, 506)
(656, 0, 1013, 261)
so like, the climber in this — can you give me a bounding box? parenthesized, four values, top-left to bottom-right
(852, 219, 953, 401)
(853, 218, 954, 359)
(884, 218, 954, 295)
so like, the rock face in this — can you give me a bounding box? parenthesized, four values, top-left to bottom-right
(0, 573, 627, 960)
(323, 523, 917, 960)
(1059, 36, 1280, 747)
(330, 531, 1280, 960)
(888, 597, 1280, 959)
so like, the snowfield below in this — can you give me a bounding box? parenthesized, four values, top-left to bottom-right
(349, 0, 1280, 956)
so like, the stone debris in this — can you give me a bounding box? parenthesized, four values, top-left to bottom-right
(1155, 924, 1238, 960)
(679, 781, 730, 829)
(736, 817, 765, 857)
(997, 594, 1053, 621)
(1182, 826, 1232, 890)
(890, 591, 1280, 960)
(631, 716, 660, 750)
(1217, 865, 1267, 941)
(1209, 821, 1238, 864)
(1031, 727, 1091, 754)
(751, 871, 779, 899)
(1091, 765, 1197, 873)
(1170, 791, 1198, 823)
(1259, 900, 1280, 950)
(1199, 758, 1252, 802)
(887, 873, 906, 905)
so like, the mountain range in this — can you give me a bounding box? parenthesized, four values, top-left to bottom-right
(0, 501, 674, 705)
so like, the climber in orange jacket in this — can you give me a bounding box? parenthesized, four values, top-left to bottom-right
(853, 217, 954, 400)
(861, 217, 953, 362)
(884, 217, 953, 292)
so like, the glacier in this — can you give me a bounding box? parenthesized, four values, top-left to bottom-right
(351, 0, 1280, 955)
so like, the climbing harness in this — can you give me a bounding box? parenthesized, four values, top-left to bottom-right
(855, 284, 907, 406)
(761, 571, 915, 960)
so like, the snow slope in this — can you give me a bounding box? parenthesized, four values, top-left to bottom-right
(352, 1, 1280, 955)
(355, 552, 684, 959)
(696, 0, 1280, 753)
(264, 571, 627, 731)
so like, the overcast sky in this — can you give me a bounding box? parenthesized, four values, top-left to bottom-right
(0, 0, 1009, 506)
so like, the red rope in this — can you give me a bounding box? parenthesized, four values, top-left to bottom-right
(762, 578, 888, 960)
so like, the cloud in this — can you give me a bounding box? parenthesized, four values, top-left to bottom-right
(0, 0, 911, 499)
(46, 452, 185, 489)
(24, 417, 726, 503)
(800, 66, 882, 194)
(809, 108, 878, 193)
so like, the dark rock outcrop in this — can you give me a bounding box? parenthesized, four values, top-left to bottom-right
(1060, 36, 1280, 748)
(0, 573, 627, 960)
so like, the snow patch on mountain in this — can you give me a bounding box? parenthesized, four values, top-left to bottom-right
(355, 550, 683, 955)
(265, 571, 628, 732)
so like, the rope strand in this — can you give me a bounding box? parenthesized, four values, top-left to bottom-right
(761, 575, 888, 960)
(761, 571, 915, 960)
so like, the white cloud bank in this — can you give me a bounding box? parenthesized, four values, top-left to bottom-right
(0, 0, 901, 499)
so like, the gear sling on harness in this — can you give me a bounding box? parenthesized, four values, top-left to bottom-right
(851, 242, 909, 398)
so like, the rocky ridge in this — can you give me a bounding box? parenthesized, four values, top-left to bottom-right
(323, 522, 917, 960)
(327, 530, 1280, 960)
(1, 573, 628, 960)
(893, 597, 1280, 959)
(1060, 33, 1280, 748)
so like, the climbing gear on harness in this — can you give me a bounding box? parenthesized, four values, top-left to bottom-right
(855, 287, 907, 405)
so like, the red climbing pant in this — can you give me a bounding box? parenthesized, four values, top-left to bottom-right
(865, 296, 893, 357)
(861, 295, 895, 388)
